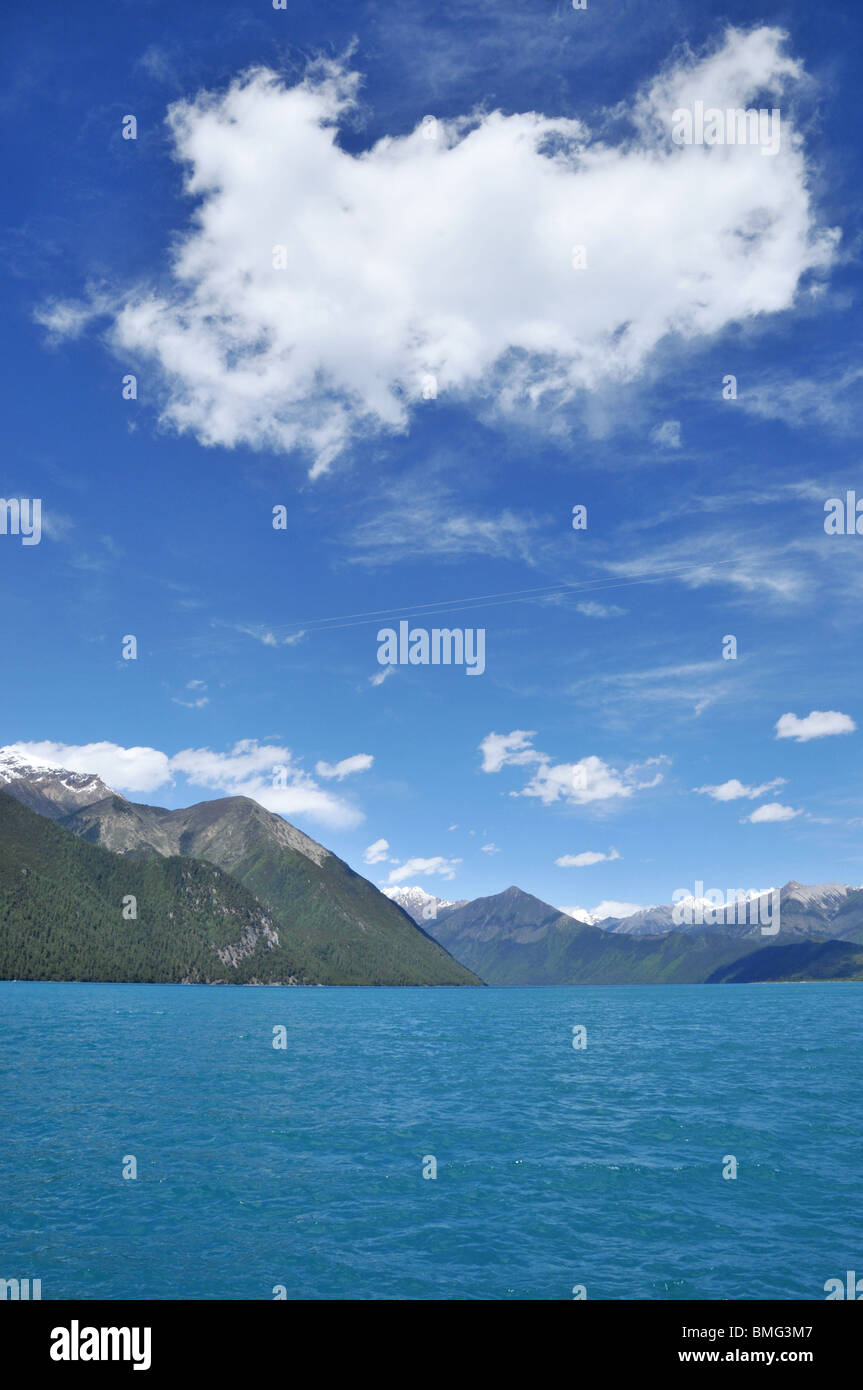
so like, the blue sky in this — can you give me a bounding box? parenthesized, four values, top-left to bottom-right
(2, 0, 862, 918)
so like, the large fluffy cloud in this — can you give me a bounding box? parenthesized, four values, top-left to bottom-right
(6, 740, 172, 792)
(5, 738, 363, 829)
(38, 27, 836, 473)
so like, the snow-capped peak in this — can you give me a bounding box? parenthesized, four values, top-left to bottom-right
(0, 745, 117, 819)
(781, 881, 858, 912)
(382, 884, 467, 924)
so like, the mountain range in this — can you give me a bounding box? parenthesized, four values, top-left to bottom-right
(0, 752, 477, 986)
(1, 748, 862, 986)
(422, 884, 863, 984)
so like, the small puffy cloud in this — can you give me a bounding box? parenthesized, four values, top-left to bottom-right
(742, 801, 802, 823)
(695, 777, 786, 801)
(38, 28, 837, 474)
(315, 753, 374, 781)
(385, 856, 462, 884)
(555, 847, 621, 867)
(481, 842, 500, 855)
(479, 729, 540, 774)
(576, 601, 626, 619)
(363, 838, 390, 865)
(775, 710, 856, 743)
(650, 420, 681, 449)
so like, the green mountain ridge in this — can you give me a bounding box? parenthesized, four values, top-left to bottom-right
(0, 791, 477, 986)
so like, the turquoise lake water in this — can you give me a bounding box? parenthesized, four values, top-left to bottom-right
(1, 980, 861, 1300)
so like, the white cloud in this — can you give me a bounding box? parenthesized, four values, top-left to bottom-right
(39, 29, 837, 474)
(385, 856, 462, 884)
(521, 754, 666, 806)
(369, 666, 396, 688)
(315, 753, 374, 781)
(479, 729, 540, 773)
(576, 601, 626, 619)
(480, 730, 667, 805)
(230, 623, 306, 648)
(348, 491, 538, 566)
(555, 847, 621, 867)
(481, 842, 500, 855)
(6, 738, 361, 830)
(742, 801, 802, 823)
(775, 710, 856, 743)
(5, 740, 173, 793)
(363, 838, 390, 865)
(603, 536, 808, 605)
(695, 777, 786, 801)
(560, 901, 644, 922)
(173, 679, 210, 709)
(650, 420, 681, 449)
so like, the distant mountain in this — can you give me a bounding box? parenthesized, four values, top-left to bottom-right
(826, 888, 863, 943)
(382, 885, 468, 924)
(708, 939, 863, 984)
(602, 880, 863, 942)
(600, 902, 683, 935)
(58, 791, 476, 986)
(426, 884, 863, 985)
(0, 748, 114, 821)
